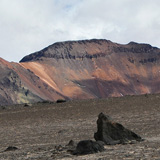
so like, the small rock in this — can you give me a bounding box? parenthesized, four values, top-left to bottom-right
(55, 145, 63, 152)
(4, 146, 18, 152)
(56, 99, 66, 103)
(24, 103, 29, 107)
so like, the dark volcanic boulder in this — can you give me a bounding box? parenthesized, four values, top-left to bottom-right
(94, 113, 143, 145)
(4, 146, 18, 152)
(73, 140, 105, 155)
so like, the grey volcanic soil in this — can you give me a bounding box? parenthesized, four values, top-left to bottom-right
(0, 94, 160, 159)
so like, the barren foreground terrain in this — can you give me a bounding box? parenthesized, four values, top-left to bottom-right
(0, 94, 160, 159)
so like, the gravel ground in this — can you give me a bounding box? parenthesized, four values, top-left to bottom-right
(0, 94, 160, 159)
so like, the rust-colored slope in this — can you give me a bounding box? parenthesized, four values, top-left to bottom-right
(0, 58, 66, 105)
(1, 39, 160, 105)
(20, 61, 94, 99)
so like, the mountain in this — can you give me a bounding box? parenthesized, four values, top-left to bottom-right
(1, 39, 160, 105)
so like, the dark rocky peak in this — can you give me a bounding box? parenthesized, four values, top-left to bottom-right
(53, 39, 110, 46)
(128, 41, 139, 45)
(19, 52, 45, 63)
(128, 41, 158, 50)
(19, 39, 160, 63)
(113, 41, 159, 54)
(19, 39, 114, 62)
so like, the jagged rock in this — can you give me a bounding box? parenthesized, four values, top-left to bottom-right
(73, 140, 105, 155)
(66, 140, 76, 153)
(94, 113, 143, 145)
(66, 140, 75, 147)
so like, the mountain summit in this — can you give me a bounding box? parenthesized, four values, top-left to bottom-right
(1, 39, 160, 105)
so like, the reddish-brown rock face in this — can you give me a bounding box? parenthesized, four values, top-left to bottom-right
(1, 39, 160, 105)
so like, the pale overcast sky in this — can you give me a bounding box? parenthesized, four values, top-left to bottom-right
(0, 0, 160, 62)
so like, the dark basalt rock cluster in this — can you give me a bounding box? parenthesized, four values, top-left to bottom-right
(94, 113, 143, 145)
(72, 112, 143, 155)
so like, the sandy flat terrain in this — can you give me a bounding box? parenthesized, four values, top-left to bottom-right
(0, 94, 160, 159)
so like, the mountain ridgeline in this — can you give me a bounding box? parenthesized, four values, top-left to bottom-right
(20, 39, 158, 62)
(1, 39, 160, 105)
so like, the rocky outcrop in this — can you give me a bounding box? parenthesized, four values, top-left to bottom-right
(94, 113, 143, 145)
(1, 39, 160, 105)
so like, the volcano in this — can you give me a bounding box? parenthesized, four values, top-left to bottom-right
(1, 39, 160, 105)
